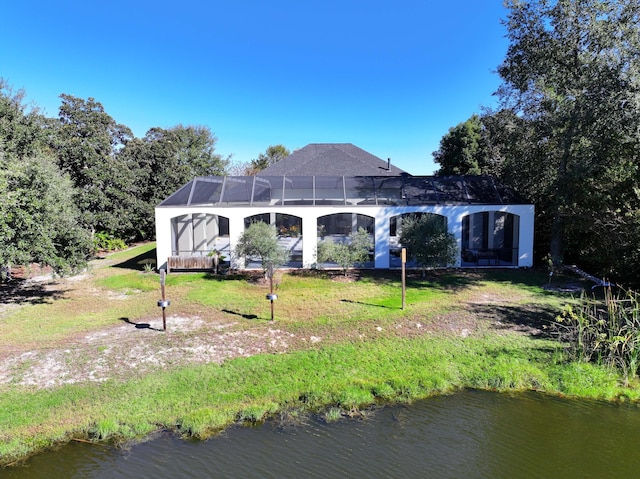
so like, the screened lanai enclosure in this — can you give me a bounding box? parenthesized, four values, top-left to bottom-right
(155, 175, 534, 271)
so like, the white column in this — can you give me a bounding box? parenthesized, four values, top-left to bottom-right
(374, 211, 390, 269)
(301, 212, 317, 268)
(518, 205, 535, 267)
(228, 212, 245, 269)
(155, 208, 173, 271)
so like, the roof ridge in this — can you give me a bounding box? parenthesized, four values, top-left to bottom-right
(258, 143, 407, 176)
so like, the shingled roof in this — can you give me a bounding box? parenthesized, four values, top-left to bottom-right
(258, 143, 408, 176)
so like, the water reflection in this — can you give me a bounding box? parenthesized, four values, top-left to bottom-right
(4, 390, 640, 478)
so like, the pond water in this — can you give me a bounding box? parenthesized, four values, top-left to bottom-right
(4, 390, 640, 478)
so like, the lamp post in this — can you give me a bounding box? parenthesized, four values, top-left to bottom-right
(401, 248, 406, 310)
(265, 262, 277, 321)
(158, 268, 170, 331)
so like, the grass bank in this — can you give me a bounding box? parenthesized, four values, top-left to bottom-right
(1, 244, 637, 466)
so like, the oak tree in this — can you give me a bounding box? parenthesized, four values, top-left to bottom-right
(494, 0, 640, 281)
(433, 114, 490, 176)
(52, 94, 138, 239)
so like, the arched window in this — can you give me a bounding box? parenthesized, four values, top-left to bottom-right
(390, 212, 447, 237)
(243, 213, 304, 268)
(316, 213, 375, 268)
(460, 212, 519, 265)
(317, 213, 374, 238)
(171, 214, 229, 256)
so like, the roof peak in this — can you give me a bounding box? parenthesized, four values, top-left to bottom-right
(259, 143, 407, 177)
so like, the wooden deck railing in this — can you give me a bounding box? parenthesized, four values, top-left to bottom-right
(167, 256, 214, 272)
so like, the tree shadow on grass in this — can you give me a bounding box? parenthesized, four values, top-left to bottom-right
(118, 317, 164, 332)
(288, 268, 482, 291)
(203, 272, 253, 282)
(222, 309, 259, 320)
(467, 302, 559, 339)
(0, 280, 66, 306)
(112, 248, 158, 272)
(362, 269, 492, 292)
(340, 299, 394, 309)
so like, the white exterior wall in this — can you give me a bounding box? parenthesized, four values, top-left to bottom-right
(155, 203, 535, 271)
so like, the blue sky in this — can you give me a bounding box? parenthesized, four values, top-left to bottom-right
(2, 1, 509, 175)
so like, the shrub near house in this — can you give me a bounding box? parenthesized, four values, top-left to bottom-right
(317, 227, 373, 275)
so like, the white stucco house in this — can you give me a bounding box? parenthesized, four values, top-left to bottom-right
(155, 143, 534, 271)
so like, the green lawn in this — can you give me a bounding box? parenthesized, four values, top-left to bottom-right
(0, 243, 634, 467)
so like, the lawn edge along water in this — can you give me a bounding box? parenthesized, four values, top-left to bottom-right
(0, 331, 635, 467)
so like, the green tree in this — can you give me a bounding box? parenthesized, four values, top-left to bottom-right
(317, 227, 373, 276)
(496, 0, 640, 275)
(169, 124, 229, 178)
(0, 153, 91, 278)
(0, 79, 47, 159)
(118, 125, 229, 239)
(246, 144, 289, 175)
(235, 222, 289, 275)
(479, 109, 536, 183)
(433, 114, 490, 175)
(0, 83, 91, 278)
(51, 94, 139, 240)
(398, 214, 457, 274)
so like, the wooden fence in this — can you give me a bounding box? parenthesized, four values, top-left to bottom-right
(167, 256, 214, 272)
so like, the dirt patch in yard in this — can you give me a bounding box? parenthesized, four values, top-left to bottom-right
(0, 266, 558, 390)
(0, 314, 300, 388)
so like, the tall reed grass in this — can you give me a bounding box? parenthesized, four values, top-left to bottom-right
(552, 286, 640, 385)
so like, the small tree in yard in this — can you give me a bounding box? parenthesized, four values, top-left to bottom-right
(235, 222, 289, 277)
(399, 214, 457, 275)
(317, 227, 373, 276)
